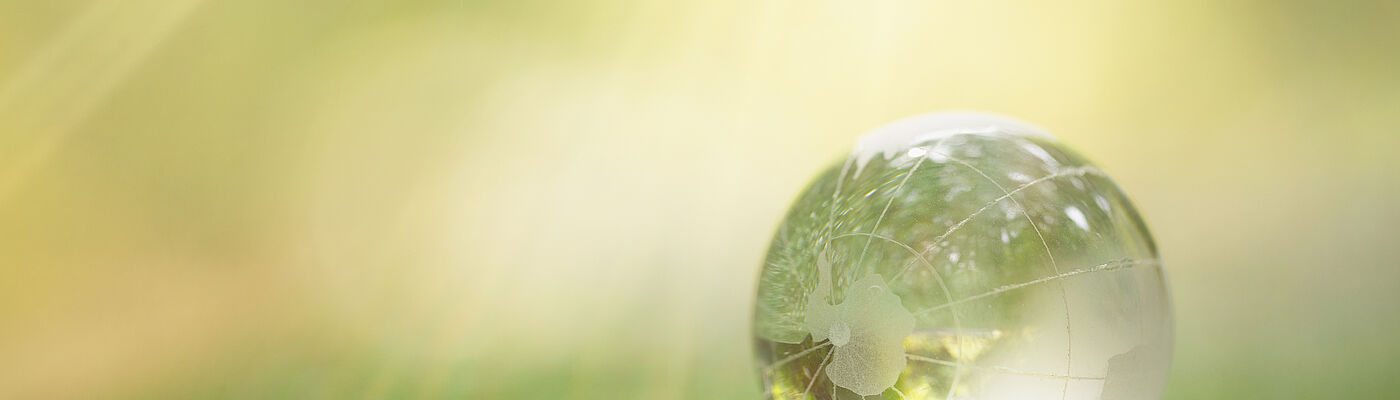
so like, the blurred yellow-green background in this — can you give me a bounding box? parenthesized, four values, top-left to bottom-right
(2, 0, 1398, 398)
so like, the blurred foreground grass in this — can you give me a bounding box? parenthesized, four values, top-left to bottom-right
(1, 0, 1398, 398)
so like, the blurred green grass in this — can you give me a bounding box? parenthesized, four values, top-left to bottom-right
(1, 0, 1398, 398)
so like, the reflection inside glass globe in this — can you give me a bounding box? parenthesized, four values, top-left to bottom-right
(752, 112, 1172, 400)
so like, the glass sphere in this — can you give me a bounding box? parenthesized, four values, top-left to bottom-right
(752, 113, 1172, 400)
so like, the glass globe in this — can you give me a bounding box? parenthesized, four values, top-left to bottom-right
(752, 113, 1172, 400)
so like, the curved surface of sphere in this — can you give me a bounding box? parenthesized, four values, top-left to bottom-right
(753, 113, 1172, 400)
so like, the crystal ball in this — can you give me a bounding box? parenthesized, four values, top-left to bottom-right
(752, 113, 1172, 400)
